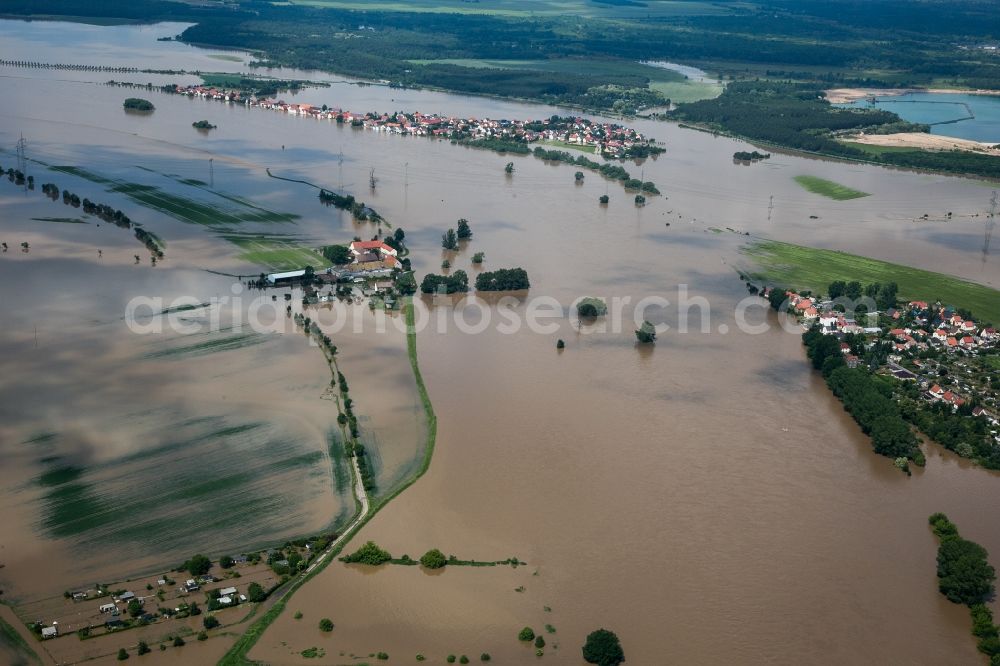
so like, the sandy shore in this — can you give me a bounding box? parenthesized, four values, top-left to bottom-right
(846, 131, 1000, 154)
(826, 87, 1000, 104)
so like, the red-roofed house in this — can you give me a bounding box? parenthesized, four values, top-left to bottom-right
(349, 240, 398, 258)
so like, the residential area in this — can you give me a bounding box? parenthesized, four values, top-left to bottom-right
(772, 288, 1000, 453)
(165, 83, 661, 158)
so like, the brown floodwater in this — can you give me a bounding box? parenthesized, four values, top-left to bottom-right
(2, 19, 1000, 665)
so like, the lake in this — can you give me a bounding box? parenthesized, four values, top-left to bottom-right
(838, 92, 1000, 143)
(1, 18, 999, 666)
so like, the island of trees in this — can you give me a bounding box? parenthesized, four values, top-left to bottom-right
(733, 150, 771, 162)
(474, 268, 530, 291)
(123, 97, 155, 111)
(929, 513, 1000, 662)
(192, 119, 216, 130)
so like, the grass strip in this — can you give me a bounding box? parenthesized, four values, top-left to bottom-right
(793, 175, 870, 200)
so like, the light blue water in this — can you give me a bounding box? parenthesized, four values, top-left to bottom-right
(838, 92, 1000, 143)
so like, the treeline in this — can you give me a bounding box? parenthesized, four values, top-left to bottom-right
(474, 268, 530, 291)
(318, 189, 383, 223)
(531, 147, 660, 193)
(802, 327, 922, 465)
(32, 180, 164, 258)
(293, 311, 375, 492)
(928, 513, 1000, 663)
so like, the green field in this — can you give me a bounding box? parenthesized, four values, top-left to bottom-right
(793, 175, 870, 200)
(541, 139, 601, 155)
(222, 233, 331, 271)
(743, 240, 1000, 323)
(839, 141, 919, 156)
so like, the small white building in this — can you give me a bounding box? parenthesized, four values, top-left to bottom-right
(41, 626, 58, 639)
(219, 587, 238, 597)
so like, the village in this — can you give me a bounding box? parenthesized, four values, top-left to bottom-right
(163, 82, 661, 159)
(17, 540, 331, 662)
(773, 288, 1000, 445)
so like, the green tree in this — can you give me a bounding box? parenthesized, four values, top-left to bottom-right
(599, 194, 609, 204)
(937, 537, 996, 605)
(319, 618, 334, 632)
(420, 549, 447, 569)
(635, 320, 656, 344)
(845, 280, 863, 300)
(577, 297, 608, 317)
(828, 280, 847, 299)
(480, 654, 491, 662)
(173, 636, 185, 647)
(442, 228, 459, 250)
(582, 629, 625, 666)
(322, 244, 353, 265)
(247, 582, 267, 603)
(343, 541, 392, 565)
(219, 555, 234, 569)
(183, 554, 211, 576)
(396, 271, 417, 295)
(123, 98, 154, 111)
(203, 615, 220, 630)
(505, 162, 515, 174)
(575, 171, 584, 181)
(127, 599, 142, 618)
(456, 218, 472, 240)
(137, 641, 150, 655)
(534, 635, 546, 648)
(471, 252, 485, 264)
(117, 648, 129, 661)
(518, 627, 535, 641)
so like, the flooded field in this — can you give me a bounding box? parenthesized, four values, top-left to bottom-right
(2, 18, 1000, 665)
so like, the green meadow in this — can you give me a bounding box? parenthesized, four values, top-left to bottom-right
(743, 240, 1000, 323)
(793, 175, 870, 200)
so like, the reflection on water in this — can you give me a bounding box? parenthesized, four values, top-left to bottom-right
(1, 18, 999, 665)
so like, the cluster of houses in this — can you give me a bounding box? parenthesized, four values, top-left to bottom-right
(167, 84, 656, 158)
(773, 289, 999, 422)
(266, 239, 400, 286)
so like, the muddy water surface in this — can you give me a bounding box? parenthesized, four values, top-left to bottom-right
(2, 19, 1000, 665)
